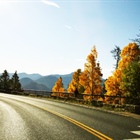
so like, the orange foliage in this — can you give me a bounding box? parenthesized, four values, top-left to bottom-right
(79, 46, 103, 101)
(118, 43, 140, 70)
(105, 42, 140, 103)
(52, 77, 64, 97)
(67, 69, 83, 96)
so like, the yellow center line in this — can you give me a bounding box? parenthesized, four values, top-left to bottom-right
(2, 96, 112, 140)
(29, 103, 113, 140)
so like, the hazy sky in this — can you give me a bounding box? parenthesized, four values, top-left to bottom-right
(0, 0, 140, 78)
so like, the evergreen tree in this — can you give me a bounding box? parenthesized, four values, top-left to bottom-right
(10, 71, 21, 92)
(0, 70, 10, 92)
(121, 61, 140, 104)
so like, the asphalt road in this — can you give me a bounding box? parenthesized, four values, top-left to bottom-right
(0, 93, 140, 140)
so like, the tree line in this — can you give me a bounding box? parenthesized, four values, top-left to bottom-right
(52, 30, 140, 105)
(0, 70, 22, 93)
(52, 46, 103, 101)
(1, 30, 140, 105)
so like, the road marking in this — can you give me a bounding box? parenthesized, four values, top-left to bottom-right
(0, 95, 112, 140)
(131, 131, 140, 136)
(130, 126, 140, 139)
(124, 126, 140, 140)
(29, 104, 113, 140)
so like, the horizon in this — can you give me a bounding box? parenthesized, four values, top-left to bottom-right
(0, 70, 107, 79)
(0, 0, 140, 79)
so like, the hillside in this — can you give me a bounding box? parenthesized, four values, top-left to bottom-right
(19, 73, 73, 90)
(36, 76, 58, 90)
(62, 76, 72, 89)
(23, 82, 49, 90)
(18, 73, 42, 80)
(9, 72, 42, 80)
(49, 73, 73, 89)
(20, 77, 34, 87)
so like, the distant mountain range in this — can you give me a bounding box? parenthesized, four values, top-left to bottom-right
(17, 73, 73, 91)
(7, 72, 105, 91)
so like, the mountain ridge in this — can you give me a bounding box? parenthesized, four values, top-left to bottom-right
(11, 72, 104, 91)
(19, 73, 73, 91)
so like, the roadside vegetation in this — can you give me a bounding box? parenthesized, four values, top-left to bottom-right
(0, 70, 22, 93)
(52, 42, 140, 104)
(1, 30, 140, 114)
(51, 30, 140, 113)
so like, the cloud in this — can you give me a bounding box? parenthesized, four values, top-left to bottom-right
(65, 25, 72, 30)
(41, 0, 60, 8)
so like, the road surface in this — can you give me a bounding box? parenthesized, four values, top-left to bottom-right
(0, 93, 140, 140)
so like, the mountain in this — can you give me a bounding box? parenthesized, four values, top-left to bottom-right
(19, 73, 73, 90)
(9, 72, 42, 80)
(23, 82, 49, 90)
(49, 73, 73, 89)
(11, 72, 105, 91)
(50, 73, 73, 78)
(36, 75, 58, 90)
(20, 78, 34, 87)
(62, 73, 73, 88)
(18, 73, 42, 80)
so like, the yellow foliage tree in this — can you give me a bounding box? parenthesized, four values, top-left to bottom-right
(79, 46, 103, 100)
(105, 42, 140, 103)
(52, 77, 65, 97)
(67, 69, 84, 96)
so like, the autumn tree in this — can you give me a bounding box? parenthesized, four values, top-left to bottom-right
(105, 43, 140, 103)
(52, 77, 64, 97)
(67, 69, 84, 95)
(111, 45, 121, 69)
(79, 46, 103, 100)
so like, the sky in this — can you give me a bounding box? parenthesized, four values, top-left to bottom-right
(0, 0, 140, 79)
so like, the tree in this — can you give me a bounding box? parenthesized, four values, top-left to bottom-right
(10, 71, 21, 92)
(111, 45, 121, 69)
(52, 77, 64, 97)
(105, 43, 140, 103)
(79, 46, 103, 100)
(121, 61, 140, 104)
(67, 69, 84, 94)
(0, 70, 10, 92)
(131, 28, 140, 46)
(105, 69, 122, 96)
(119, 43, 140, 70)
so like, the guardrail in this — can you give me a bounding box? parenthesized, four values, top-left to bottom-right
(24, 89, 53, 96)
(22, 89, 140, 114)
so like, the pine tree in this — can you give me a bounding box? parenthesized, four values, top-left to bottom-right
(0, 70, 10, 92)
(10, 71, 21, 92)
